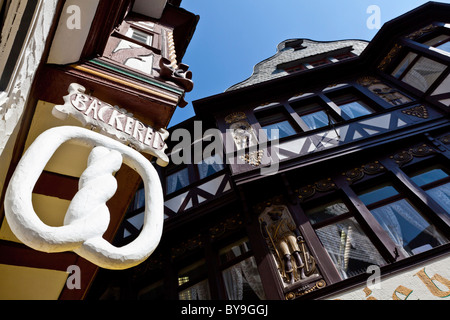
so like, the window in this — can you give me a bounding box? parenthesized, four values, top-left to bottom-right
(256, 110, 297, 140)
(285, 64, 306, 74)
(392, 52, 418, 79)
(294, 102, 336, 130)
(304, 200, 386, 279)
(127, 27, 153, 46)
(391, 52, 447, 93)
(409, 165, 450, 217)
(331, 93, 374, 119)
(127, 185, 145, 213)
(166, 167, 190, 195)
(402, 57, 446, 92)
(333, 52, 356, 61)
(358, 183, 448, 257)
(196, 154, 224, 179)
(178, 260, 211, 300)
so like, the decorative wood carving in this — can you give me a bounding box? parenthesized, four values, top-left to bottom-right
(406, 24, 439, 40)
(438, 133, 450, 145)
(357, 76, 412, 106)
(378, 43, 402, 71)
(342, 161, 386, 184)
(296, 178, 337, 202)
(255, 197, 322, 287)
(285, 280, 326, 300)
(401, 105, 429, 119)
(225, 111, 263, 167)
(159, 57, 194, 92)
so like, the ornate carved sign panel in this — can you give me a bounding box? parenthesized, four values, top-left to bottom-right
(53, 83, 169, 166)
(256, 200, 322, 289)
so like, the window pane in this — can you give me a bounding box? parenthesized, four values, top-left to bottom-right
(131, 28, 152, 45)
(403, 57, 446, 92)
(301, 110, 333, 130)
(436, 40, 450, 53)
(315, 217, 385, 279)
(392, 52, 418, 78)
(423, 35, 450, 46)
(423, 35, 450, 53)
(339, 101, 373, 119)
(426, 182, 450, 216)
(305, 200, 349, 225)
(197, 154, 224, 179)
(370, 199, 447, 257)
(411, 167, 448, 187)
(262, 120, 296, 140)
(166, 167, 190, 194)
(222, 256, 266, 300)
(359, 184, 399, 206)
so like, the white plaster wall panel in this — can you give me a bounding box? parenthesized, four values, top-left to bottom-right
(164, 191, 189, 213)
(185, 198, 193, 210)
(47, 0, 100, 65)
(278, 138, 307, 157)
(360, 114, 392, 130)
(127, 212, 145, 230)
(197, 175, 225, 195)
(197, 195, 207, 204)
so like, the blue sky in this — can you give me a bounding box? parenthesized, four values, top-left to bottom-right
(169, 0, 450, 127)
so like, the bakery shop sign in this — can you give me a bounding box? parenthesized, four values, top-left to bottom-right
(53, 83, 169, 166)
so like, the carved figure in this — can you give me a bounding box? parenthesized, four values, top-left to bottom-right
(229, 121, 257, 150)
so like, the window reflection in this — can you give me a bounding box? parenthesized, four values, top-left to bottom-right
(304, 200, 385, 279)
(409, 165, 450, 217)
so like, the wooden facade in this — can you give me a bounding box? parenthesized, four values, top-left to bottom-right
(89, 2, 450, 301)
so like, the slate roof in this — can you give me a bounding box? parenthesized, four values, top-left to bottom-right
(226, 39, 369, 91)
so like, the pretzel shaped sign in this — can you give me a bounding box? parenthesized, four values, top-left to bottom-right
(4, 126, 164, 270)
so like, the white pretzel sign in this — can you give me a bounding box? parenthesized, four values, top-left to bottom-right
(4, 126, 164, 270)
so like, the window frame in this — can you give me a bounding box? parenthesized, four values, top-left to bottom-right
(291, 97, 340, 131)
(357, 179, 449, 257)
(254, 105, 300, 141)
(325, 89, 378, 121)
(383, 24, 450, 103)
(300, 192, 389, 280)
